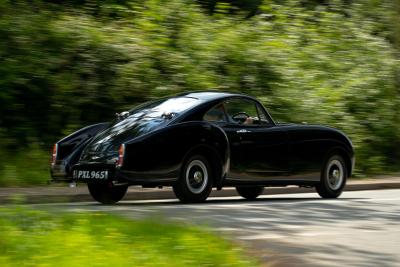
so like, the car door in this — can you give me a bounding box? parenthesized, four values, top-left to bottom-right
(221, 97, 290, 182)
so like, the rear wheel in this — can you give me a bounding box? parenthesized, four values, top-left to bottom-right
(87, 183, 128, 204)
(236, 186, 264, 200)
(316, 155, 347, 198)
(173, 155, 213, 203)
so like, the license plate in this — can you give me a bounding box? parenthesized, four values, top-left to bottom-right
(73, 170, 108, 180)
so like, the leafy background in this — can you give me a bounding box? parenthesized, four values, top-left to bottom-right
(0, 0, 399, 185)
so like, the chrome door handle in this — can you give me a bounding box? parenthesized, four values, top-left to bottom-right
(236, 129, 251, 133)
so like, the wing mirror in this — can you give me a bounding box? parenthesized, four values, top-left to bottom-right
(116, 111, 129, 121)
(161, 112, 177, 120)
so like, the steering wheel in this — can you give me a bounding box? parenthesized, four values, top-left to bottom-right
(232, 112, 250, 123)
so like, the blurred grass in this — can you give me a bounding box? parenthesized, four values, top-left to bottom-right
(0, 206, 259, 267)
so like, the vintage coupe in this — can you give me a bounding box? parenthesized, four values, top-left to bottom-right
(50, 91, 354, 204)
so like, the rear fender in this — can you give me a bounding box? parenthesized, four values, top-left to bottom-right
(122, 121, 229, 184)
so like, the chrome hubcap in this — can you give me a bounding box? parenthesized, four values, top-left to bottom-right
(327, 159, 344, 190)
(193, 171, 203, 183)
(186, 160, 208, 194)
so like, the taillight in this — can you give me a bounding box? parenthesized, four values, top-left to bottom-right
(116, 144, 125, 168)
(51, 143, 58, 166)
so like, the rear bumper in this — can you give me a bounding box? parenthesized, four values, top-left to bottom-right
(50, 162, 178, 185)
(50, 160, 70, 182)
(50, 159, 68, 175)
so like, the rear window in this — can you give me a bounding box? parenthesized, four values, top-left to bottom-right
(129, 97, 200, 118)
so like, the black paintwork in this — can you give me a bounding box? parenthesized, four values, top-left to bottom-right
(50, 122, 110, 179)
(50, 91, 354, 188)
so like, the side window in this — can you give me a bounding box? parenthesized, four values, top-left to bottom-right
(203, 104, 227, 122)
(256, 103, 270, 123)
(224, 98, 269, 125)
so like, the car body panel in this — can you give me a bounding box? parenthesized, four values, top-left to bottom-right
(50, 122, 109, 180)
(223, 124, 290, 180)
(118, 121, 229, 186)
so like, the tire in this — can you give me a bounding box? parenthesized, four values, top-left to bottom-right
(173, 155, 213, 203)
(236, 186, 264, 200)
(87, 183, 128, 204)
(316, 154, 347, 198)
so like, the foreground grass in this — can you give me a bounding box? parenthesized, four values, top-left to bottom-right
(0, 207, 258, 267)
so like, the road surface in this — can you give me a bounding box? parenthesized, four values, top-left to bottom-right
(36, 189, 400, 267)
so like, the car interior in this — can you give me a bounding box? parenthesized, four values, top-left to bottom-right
(203, 98, 270, 126)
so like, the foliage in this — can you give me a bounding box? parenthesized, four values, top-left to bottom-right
(0, 144, 49, 186)
(0, 206, 257, 266)
(0, 0, 399, 185)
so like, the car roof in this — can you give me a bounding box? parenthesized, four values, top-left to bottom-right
(171, 90, 276, 126)
(176, 91, 248, 102)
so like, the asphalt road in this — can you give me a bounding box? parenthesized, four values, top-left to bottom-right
(36, 189, 400, 267)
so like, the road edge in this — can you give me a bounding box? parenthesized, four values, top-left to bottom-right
(1, 179, 400, 204)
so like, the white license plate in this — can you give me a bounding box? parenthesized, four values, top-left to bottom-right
(73, 170, 108, 180)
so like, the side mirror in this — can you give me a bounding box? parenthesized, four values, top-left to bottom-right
(116, 111, 129, 121)
(161, 112, 177, 120)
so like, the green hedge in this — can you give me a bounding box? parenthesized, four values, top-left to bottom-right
(0, 0, 399, 185)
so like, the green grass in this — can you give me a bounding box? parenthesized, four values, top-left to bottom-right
(0, 207, 259, 267)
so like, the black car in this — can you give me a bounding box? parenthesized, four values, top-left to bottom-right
(50, 91, 354, 204)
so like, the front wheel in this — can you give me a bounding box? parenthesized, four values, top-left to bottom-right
(173, 155, 213, 203)
(236, 186, 264, 200)
(87, 183, 128, 204)
(316, 155, 347, 198)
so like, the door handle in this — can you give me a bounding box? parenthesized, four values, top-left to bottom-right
(236, 129, 251, 133)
